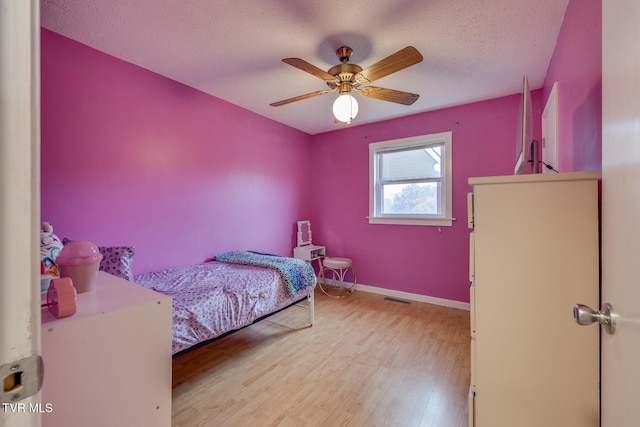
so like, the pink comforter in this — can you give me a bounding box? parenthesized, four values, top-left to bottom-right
(135, 261, 315, 355)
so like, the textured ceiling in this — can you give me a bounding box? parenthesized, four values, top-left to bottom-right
(40, 0, 569, 135)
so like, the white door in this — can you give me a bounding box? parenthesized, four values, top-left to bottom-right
(601, 0, 640, 425)
(0, 1, 41, 426)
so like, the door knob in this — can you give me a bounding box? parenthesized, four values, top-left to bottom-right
(573, 302, 617, 335)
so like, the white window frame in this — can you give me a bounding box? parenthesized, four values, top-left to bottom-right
(368, 131, 453, 226)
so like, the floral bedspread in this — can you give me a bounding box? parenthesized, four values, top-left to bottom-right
(134, 261, 315, 355)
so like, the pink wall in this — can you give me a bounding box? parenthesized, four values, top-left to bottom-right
(309, 93, 542, 303)
(307, 0, 601, 303)
(41, 29, 313, 274)
(543, 0, 602, 172)
(41, 0, 600, 303)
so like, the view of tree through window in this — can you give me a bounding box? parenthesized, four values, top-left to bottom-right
(383, 183, 439, 214)
(379, 145, 441, 215)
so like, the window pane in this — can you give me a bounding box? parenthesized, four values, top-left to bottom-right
(381, 146, 442, 181)
(382, 182, 440, 215)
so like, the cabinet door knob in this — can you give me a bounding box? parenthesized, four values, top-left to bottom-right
(573, 302, 617, 335)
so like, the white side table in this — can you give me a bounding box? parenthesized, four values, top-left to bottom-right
(293, 244, 325, 262)
(293, 244, 326, 288)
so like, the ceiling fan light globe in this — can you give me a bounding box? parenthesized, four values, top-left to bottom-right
(333, 94, 359, 123)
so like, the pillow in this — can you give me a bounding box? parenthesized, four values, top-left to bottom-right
(98, 246, 136, 282)
(62, 238, 136, 281)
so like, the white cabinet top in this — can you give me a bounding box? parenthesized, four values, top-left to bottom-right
(42, 271, 170, 326)
(469, 170, 600, 186)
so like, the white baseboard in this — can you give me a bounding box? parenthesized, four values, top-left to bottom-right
(318, 279, 470, 311)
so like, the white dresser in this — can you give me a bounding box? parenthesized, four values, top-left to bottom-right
(468, 172, 600, 427)
(41, 271, 172, 427)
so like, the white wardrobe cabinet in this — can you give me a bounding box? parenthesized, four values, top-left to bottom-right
(41, 271, 172, 427)
(468, 172, 600, 427)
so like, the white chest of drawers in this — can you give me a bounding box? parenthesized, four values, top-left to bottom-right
(41, 271, 172, 427)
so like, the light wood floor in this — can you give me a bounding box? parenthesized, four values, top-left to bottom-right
(172, 289, 471, 427)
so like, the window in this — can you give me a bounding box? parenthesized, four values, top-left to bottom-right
(368, 131, 453, 226)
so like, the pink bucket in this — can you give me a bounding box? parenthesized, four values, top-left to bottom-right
(56, 240, 103, 293)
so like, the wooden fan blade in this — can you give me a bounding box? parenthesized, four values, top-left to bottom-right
(270, 89, 334, 107)
(282, 58, 339, 83)
(358, 86, 420, 105)
(354, 46, 423, 84)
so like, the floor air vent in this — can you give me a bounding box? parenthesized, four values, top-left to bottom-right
(383, 297, 411, 304)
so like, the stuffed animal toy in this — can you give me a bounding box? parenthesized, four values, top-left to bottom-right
(40, 221, 63, 277)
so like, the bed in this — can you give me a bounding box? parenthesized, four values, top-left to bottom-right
(134, 251, 316, 357)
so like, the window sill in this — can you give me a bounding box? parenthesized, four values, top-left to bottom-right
(367, 216, 455, 227)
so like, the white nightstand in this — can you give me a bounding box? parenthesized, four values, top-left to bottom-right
(293, 244, 325, 261)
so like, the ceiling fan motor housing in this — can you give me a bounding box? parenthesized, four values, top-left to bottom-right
(336, 46, 353, 63)
(327, 63, 363, 92)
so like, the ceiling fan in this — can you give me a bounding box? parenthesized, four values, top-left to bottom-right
(270, 46, 424, 123)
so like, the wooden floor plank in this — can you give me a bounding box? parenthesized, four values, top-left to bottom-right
(172, 289, 470, 427)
